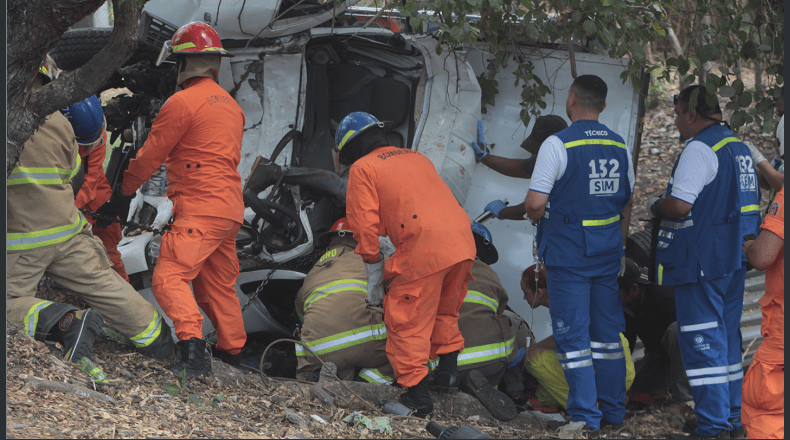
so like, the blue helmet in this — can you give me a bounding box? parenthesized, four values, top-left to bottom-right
(61, 95, 105, 145)
(471, 222, 498, 265)
(335, 112, 394, 162)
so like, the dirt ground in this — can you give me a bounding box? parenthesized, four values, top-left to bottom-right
(7, 65, 779, 439)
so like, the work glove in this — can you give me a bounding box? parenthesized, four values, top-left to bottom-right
(619, 254, 627, 277)
(485, 200, 507, 219)
(746, 142, 767, 166)
(647, 196, 661, 217)
(471, 119, 488, 162)
(95, 184, 134, 228)
(364, 260, 386, 306)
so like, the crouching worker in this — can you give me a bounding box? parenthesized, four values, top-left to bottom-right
(340, 111, 477, 418)
(294, 218, 393, 382)
(7, 55, 174, 364)
(97, 23, 247, 376)
(519, 264, 635, 412)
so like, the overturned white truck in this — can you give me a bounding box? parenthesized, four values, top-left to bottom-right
(51, 0, 764, 368)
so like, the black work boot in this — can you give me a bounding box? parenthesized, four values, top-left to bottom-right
(428, 350, 460, 393)
(50, 310, 105, 362)
(213, 348, 241, 368)
(398, 376, 434, 418)
(243, 156, 283, 193)
(170, 337, 210, 377)
(462, 369, 518, 421)
(134, 319, 176, 361)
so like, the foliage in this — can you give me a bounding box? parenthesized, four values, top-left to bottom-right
(401, 0, 783, 132)
(162, 370, 224, 408)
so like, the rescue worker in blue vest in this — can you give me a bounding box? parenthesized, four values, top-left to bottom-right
(525, 74, 635, 433)
(647, 85, 754, 439)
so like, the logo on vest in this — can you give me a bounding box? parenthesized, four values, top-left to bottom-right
(693, 334, 710, 351)
(584, 130, 608, 137)
(555, 319, 569, 335)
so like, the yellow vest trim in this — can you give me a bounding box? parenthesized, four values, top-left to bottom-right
(711, 137, 740, 152)
(740, 204, 760, 213)
(582, 214, 621, 227)
(564, 139, 627, 150)
(7, 213, 87, 251)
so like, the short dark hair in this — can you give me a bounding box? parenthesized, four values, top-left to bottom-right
(674, 85, 722, 118)
(571, 75, 607, 112)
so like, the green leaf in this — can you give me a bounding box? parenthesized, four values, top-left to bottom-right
(731, 111, 746, 129)
(178, 369, 187, 389)
(525, 23, 540, 40)
(189, 394, 201, 405)
(572, 10, 582, 23)
(583, 20, 597, 35)
(719, 86, 736, 98)
(163, 384, 181, 396)
(738, 91, 753, 107)
(763, 118, 774, 135)
(602, 0, 612, 6)
(732, 79, 744, 94)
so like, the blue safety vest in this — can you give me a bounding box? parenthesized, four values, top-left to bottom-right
(537, 120, 631, 268)
(655, 124, 744, 286)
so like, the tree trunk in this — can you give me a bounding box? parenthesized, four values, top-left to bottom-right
(6, 0, 142, 178)
(754, 63, 764, 94)
(665, 26, 686, 89)
(696, 14, 714, 85)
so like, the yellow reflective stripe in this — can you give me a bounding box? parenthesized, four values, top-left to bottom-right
(23, 301, 54, 338)
(173, 42, 197, 51)
(129, 313, 163, 348)
(463, 291, 498, 314)
(295, 323, 386, 356)
(7, 213, 88, 251)
(70, 154, 82, 180)
(711, 137, 740, 152)
(359, 368, 394, 385)
(564, 139, 627, 149)
(740, 204, 760, 213)
(304, 279, 367, 312)
(8, 164, 78, 186)
(39, 66, 50, 77)
(582, 215, 620, 227)
(657, 263, 664, 285)
(337, 129, 358, 151)
(457, 337, 515, 366)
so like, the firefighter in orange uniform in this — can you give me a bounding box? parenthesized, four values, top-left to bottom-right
(337, 112, 477, 418)
(96, 22, 246, 376)
(742, 187, 784, 439)
(62, 95, 129, 281)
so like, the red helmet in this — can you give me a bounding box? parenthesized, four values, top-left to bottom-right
(157, 22, 232, 65)
(318, 217, 354, 245)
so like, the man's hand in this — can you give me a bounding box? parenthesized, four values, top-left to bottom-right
(471, 119, 488, 162)
(619, 254, 627, 277)
(95, 185, 135, 228)
(364, 261, 386, 306)
(485, 200, 507, 219)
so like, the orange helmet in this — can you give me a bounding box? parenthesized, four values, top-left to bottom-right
(156, 22, 233, 65)
(318, 217, 354, 245)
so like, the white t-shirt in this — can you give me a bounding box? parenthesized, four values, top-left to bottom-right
(529, 135, 636, 194)
(669, 140, 718, 205)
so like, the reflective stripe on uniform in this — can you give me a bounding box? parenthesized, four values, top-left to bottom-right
(657, 263, 664, 285)
(591, 341, 622, 350)
(295, 323, 386, 357)
(728, 363, 743, 381)
(686, 365, 728, 377)
(462, 291, 498, 314)
(7, 155, 82, 186)
(740, 204, 760, 213)
(359, 368, 394, 385)
(457, 337, 515, 366)
(658, 230, 674, 240)
(561, 358, 593, 370)
(563, 139, 627, 150)
(23, 301, 54, 338)
(300, 279, 367, 319)
(689, 375, 729, 387)
(711, 137, 740, 152)
(129, 313, 163, 348)
(557, 348, 591, 360)
(592, 351, 625, 360)
(582, 215, 620, 227)
(679, 321, 717, 332)
(659, 219, 694, 229)
(7, 212, 88, 251)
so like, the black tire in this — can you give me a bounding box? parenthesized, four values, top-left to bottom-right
(50, 28, 158, 71)
(626, 229, 652, 268)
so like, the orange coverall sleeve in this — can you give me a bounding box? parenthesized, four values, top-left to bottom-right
(122, 95, 191, 195)
(346, 164, 384, 263)
(75, 134, 113, 211)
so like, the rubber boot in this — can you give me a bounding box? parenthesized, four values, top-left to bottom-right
(462, 369, 518, 421)
(170, 337, 210, 377)
(49, 310, 105, 362)
(428, 350, 460, 393)
(398, 376, 434, 418)
(213, 348, 241, 368)
(243, 156, 283, 193)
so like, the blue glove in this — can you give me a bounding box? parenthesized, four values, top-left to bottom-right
(485, 200, 507, 219)
(471, 119, 488, 162)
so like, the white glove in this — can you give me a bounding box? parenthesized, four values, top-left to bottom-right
(364, 261, 386, 306)
(647, 196, 661, 217)
(619, 254, 627, 277)
(746, 142, 767, 166)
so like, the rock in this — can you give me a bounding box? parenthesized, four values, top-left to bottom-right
(669, 415, 685, 429)
(659, 128, 667, 133)
(558, 421, 587, 438)
(650, 148, 661, 155)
